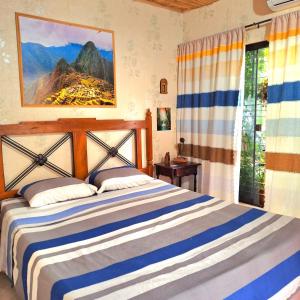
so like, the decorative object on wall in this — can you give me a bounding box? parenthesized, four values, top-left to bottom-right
(15, 13, 116, 107)
(157, 107, 171, 131)
(0, 37, 11, 64)
(160, 78, 168, 94)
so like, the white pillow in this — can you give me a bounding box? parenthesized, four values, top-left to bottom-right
(18, 177, 97, 207)
(87, 166, 154, 194)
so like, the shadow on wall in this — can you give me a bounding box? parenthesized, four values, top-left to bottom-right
(246, 0, 273, 41)
(253, 0, 273, 15)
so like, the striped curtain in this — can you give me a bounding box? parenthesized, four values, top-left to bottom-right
(177, 28, 245, 202)
(266, 11, 300, 218)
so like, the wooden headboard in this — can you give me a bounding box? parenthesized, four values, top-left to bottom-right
(0, 110, 153, 200)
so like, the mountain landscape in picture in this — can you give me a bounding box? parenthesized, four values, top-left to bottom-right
(17, 14, 115, 106)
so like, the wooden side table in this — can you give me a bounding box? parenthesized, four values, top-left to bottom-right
(154, 162, 201, 192)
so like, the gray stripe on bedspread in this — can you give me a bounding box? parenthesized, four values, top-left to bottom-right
(0, 199, 27, 228)
(133, 217, 300, 300)
(21, 187, 188, 244)
(27, 190, 205, 296)
(6, 181, 300, 300)
(14, 187, 196, 299)
(78, 214, 281, 299)
(32, 205, 250, 300)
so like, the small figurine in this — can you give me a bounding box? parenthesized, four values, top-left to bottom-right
(164, 152, 171, 165)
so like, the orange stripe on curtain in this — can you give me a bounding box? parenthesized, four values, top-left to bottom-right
(266, 152, 300, 173)
(269, 28, 300, 41)
(177, 41, 244, 62)
(182, 144, 234, 165)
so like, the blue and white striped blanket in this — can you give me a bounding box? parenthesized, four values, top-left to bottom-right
(0, 180, 299, 300)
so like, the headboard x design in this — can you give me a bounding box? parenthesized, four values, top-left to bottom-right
(0, 110, 153, 200)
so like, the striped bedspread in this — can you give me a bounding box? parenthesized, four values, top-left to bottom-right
(0, 180, 299, 300)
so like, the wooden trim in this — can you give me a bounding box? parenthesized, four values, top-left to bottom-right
(135, 128, 143, 170)
(0, 111, 153, 200)
(15, 13, 25, 109)
(140, 168, 149, 174)
(0, 120, 147, 135)
(135, 0, 218, 12)
(146, 109, 153, 176)
(72, 131, 88, 179)
(0, 190, 18, 200)
(15, 12, 117, 108)
(15, 12, 115, 33)
(0, 139, 5, 194)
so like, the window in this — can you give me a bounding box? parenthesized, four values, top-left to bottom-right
(239, 42, 268, 207)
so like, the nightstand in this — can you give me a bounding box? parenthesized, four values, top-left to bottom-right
(154, 162, 201, 192)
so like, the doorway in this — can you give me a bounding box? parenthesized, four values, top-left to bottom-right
(239, 41, 268, 207)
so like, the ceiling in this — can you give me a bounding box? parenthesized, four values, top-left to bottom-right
(135, 0, 219, 12)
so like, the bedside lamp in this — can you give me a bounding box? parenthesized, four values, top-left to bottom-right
(173, 137, 188, 164)
(179, 137, 185, 156)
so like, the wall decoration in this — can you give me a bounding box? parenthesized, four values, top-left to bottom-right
(15, 13, 116, 107)
(157, 107, 171, 131)
(0, 37, 11, 64)
(160, 78, 168, 94)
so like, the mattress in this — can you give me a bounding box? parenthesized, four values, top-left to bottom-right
(0, 179, 299, 300)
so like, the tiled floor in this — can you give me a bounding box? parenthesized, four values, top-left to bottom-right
(0, 273, 18, 300)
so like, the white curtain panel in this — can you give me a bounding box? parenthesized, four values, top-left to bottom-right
(265, 11, 300, 218)
(177, 28, 245, 202)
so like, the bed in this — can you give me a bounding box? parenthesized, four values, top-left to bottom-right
(0, 112, 299, 300)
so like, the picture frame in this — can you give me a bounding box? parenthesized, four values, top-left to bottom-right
(157, 107, 171, 131)
(160, 78, 168, 94)
(15, 13, 116, 107)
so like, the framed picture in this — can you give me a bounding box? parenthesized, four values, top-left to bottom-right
(157, 108, 171, 131)
(15, 13, 116, 107)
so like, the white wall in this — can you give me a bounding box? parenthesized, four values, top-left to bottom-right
(183, 0, 300, 44)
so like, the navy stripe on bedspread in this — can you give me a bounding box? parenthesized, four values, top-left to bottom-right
(22, 194, 214, 300)
(7, 184, 174, 279)
(50, 209, 266, 300)
(226, 250, 300, 300)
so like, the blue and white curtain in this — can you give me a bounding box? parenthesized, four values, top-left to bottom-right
(177, 28, 245, 202)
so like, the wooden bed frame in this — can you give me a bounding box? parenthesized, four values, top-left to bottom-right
(0, 110, 153, 200)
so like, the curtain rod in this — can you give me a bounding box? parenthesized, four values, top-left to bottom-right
(245, 18, 272, 29)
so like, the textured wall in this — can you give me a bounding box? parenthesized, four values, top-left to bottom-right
(183, 0, 300, 44)
(0, 0, 183, 169)
(1, 0, 299, 192)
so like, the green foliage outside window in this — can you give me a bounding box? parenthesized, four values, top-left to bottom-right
(239, 46, 268, 206)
